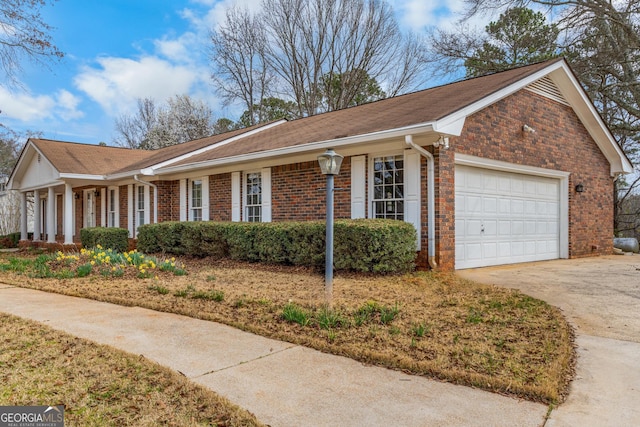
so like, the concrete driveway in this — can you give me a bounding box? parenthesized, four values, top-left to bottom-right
(458, 254, 640, 427)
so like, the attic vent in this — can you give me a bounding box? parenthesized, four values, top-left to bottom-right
(525, 76, 569, 105)
(38, 154, 41, 163)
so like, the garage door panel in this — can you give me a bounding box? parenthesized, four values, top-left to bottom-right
(456, 165, 560, 269)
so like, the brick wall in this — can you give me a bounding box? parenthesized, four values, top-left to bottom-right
(155, 180, 179, 222)
(119, 185, 128, 233)
(210, 173, 231, 221)
(437, 89, 614, 268)
(271, 159, 352, 221)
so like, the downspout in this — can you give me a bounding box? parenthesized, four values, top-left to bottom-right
(405, 135, 438, 269)
(133, 175, 158, 225)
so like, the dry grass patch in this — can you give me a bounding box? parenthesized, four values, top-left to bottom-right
(0, 252, 575, 404)
(0, 313, 263, 426)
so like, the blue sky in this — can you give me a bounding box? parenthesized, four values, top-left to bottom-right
(2, 0, 468, 145)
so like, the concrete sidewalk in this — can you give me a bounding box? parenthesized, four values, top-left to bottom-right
(0, 284, 547, 427)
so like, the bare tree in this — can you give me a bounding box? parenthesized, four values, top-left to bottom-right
(113, 95, 215, 150)
(209, 5, 273, 126)
(142, 95, 215, 149)
(113, 98, 158, 149)
(210, 0, 427, 118)
(0, 0, 64, 88)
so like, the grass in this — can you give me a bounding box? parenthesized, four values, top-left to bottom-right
(0, 251, 575, 404)
(0, 313, 263, 427)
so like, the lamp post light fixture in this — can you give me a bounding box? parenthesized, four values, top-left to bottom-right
(317, 148, 343, 305)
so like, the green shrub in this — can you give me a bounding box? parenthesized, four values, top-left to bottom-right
(135, 219, 416, 274)
(334, 219, 416, 273)
(80, 227, 128, 252)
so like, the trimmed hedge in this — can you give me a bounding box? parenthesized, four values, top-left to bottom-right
(137, 219, 416, 273)
(80, 227, 129, 252)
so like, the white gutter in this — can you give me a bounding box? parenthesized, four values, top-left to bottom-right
(405, 135, 437, 269)
(134, 175, 158, 225)
(154, 123, 437, 176)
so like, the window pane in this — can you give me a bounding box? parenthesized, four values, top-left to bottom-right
(371, 155, 404, 220)
(245, 172, 262, 222)
(191, 180, 202, 208)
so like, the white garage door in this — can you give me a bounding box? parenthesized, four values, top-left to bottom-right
(455, 165, 560, 269)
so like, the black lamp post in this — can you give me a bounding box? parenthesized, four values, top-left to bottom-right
(317, 148, 343, 304)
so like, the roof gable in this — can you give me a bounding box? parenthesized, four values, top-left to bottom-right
(9, 142, 59, 190)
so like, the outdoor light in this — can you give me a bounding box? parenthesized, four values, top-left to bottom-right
(94, 190, 100, 198)
(575, 184, 585, 193)
(317, 148, 343, 305)
(317, 149, 343, 175)
(74, 193, 80, 200)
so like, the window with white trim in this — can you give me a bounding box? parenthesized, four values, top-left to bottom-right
(136, 185, 145, 228)
(190, 179, 203, 221)
(108, 188, 117, 227)
(244, 172, 262, 222)
(372, 154, 404, 220)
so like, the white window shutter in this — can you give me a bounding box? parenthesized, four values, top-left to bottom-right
(261, 167, 272, 222)
(114, 186, 120, 227)
(404, 150, 421, 250)
(144, 185, 151, 225)
(127, 184, 134, 237)
(351, 155, 366, 219)
(179, 179, 187, 222)
(202, 176, 210, 221)
(231, 172, 241, 222)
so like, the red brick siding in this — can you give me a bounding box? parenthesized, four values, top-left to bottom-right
(210, 173, 231, 221)
(271, 159, 351, 221)
(119, 185, 128, 233)
(155, 180, 179, 222)
(438, 89, 614, 267)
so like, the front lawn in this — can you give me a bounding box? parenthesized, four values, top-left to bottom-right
(0, 250, 575, 404)
(0, 313, 263, 426)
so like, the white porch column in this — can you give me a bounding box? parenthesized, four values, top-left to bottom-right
(33, 191, 41, 241)
(20, 192, 28, 241)
(47, 187, 55, 243)
(100, 187, 106, 227)
(64, 183, 74, 244)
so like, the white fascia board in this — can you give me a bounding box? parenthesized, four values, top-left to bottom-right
(59, 173, 106, 180)
(432, 116, 466, 135)
(154, 122, 436, 175)
(547, 65, 633, 175)
(18, 180, 66, 193)
(143, 120, 288, 176)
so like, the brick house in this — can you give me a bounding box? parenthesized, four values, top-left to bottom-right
(8, 59, 633, 270)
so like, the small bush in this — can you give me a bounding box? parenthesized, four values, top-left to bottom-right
(81, 227, 128, 252)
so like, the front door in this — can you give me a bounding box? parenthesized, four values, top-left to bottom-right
(84, 189, 96, 228)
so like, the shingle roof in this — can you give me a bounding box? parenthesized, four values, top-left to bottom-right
(30, 139, 153, 175)
(30, 59, 564, 177)
(110, 122, 270, 174)
(167, 59, 561, 168)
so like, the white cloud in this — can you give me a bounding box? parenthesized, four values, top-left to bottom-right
(74, 56, 205, 116)
(181, 0, 262, 32)
(55, 90, 84, 120)
(0, 87, 83, 122)
(154, 32, 200, 64)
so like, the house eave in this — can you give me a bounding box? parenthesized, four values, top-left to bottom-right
(153, 122, 439, 175)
